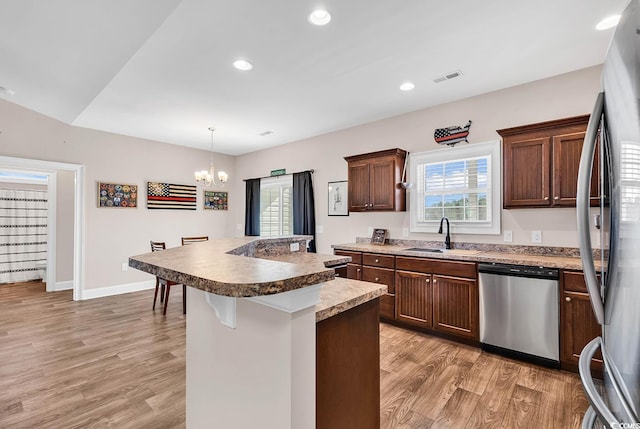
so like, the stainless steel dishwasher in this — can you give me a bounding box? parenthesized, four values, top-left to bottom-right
(478, 263, 560, 367)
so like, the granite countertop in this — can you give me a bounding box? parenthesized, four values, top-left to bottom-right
(332, 242, 601, 271)
(258, 252, 387, 321)
(129, 236, 338, 298)
(316, 278, 386, 322)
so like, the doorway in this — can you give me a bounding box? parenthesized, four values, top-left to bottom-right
(0, 156, 84, 300)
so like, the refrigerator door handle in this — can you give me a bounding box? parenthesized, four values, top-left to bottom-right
(577, 92, 605, 325)
(580, 337, 618, 425)
(581, 406, 598, 429)
(580, 337, 639, 426)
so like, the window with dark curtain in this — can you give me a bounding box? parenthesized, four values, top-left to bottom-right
(244, 178, 260, 236)
(292, 171, 316, 252)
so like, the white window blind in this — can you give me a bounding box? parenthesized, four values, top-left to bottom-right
(260, 176, 293, 237)
(410, 140, 501, 235)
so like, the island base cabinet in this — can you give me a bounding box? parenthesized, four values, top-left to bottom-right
(186, 288, 317, 429)
(395, 270, 432, 328)
(432, 275, 479, 340)
(317, 298, 381, 429)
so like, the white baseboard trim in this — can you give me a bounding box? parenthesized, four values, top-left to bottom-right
(53, 280, 74, 291)
(80, 280, 155, 300)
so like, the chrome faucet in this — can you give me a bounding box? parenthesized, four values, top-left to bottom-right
(438, 217, 451, 249)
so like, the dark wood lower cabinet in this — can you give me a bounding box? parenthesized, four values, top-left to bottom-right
(316, 298, 380, 429)
(395, 270, 431, 328)
(560, 271, 603, 374)
(432, 275, 479, 340)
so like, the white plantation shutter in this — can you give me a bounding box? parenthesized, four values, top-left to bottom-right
(260, 176, 293, 237)
(410, 141, 501, 235)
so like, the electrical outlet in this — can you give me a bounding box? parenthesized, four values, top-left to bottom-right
(531, 230, 542, 243)
(503, 230, 513, 243)
(316, 225, 324, 234)
(402, 227, 409, 238)
(367, 226, 373, 236)
(290, 242, 300, 252)
(121, 262, 128, 271)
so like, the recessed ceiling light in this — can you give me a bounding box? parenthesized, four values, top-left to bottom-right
(308, 9, 331, 26)
(596, 15, 621, 30)
(233, 59, 254, 71)
(0, 86, 15, 96)
(399, 82, 415, 91)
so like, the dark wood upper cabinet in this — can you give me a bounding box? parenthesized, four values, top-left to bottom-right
(498, 115, 599, 209)
(344, 149, 406, 212)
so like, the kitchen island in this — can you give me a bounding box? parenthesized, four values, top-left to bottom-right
(129, 236, 385, 429)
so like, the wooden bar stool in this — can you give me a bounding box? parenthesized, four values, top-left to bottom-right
(181, 236, 209, 245)
(150, 241, 186, 315)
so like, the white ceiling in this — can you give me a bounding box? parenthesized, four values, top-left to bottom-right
(0, 0, 629, 155)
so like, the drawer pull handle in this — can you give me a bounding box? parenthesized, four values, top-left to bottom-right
(554, 196, 560, 200)
(375, 277, 380, 282)
(544, 196, 549, 201)
(433, 279, 437, 284)
(357, 268, 361, 272)
(375, 259, 380, 263)
(426, 278, 430, 283)
(565, 296, 571, 302)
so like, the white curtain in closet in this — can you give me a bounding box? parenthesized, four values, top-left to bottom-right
(0, 189, 48, 284)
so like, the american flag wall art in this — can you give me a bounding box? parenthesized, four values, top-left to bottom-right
(147, 182, 197, 210)
(434, 120, 472, 147)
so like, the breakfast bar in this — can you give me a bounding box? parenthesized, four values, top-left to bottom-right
(129, 236, 386, 429)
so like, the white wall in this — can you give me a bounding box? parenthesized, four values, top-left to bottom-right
(0, 64, 603, 293)
(56, 169, 74, 282)
(0, 100, 236, 291)
(233, 66, 603, 254)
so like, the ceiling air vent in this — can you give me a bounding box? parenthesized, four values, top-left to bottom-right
(259, 130, 274, 136)
(433, 70, 463, 83)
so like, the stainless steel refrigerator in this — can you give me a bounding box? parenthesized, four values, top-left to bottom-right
(577, 0, 640, 427)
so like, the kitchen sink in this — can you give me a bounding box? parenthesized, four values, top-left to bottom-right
(405, 247, 445, 253)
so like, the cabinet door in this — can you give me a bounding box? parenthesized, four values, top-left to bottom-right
(561, 291, 603, 371)
(432, 275, 478, 339)
(395, 270, 431, 328)
(346, 263, 362, 280)
(552, 132, 599, 207)
(348, 162, 370, 212)
(504, 137, 551, 208)
(369, 157, 396, 211)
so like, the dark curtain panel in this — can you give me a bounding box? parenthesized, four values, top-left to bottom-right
(244, 178, 261, 236)
(293, 171, 316, 252)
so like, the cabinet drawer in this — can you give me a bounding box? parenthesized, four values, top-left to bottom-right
(334, 250, 362, 265)
(362, 267, 395, 294)
(362, 253, 395, 268)
(396, 256, 476, 279)
(380, 294, 395, 320)
(562, 270, 600, 293)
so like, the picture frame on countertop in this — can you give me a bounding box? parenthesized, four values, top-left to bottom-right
(371, 228, 387, 245)
(328, 180, 348, 216)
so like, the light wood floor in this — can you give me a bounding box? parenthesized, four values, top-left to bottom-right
(0, 282, 589, 428)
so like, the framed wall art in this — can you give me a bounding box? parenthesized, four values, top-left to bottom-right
(97, 182, 137, 208)
(147, 182, 197, 210)
(204, 191, 228, 210)
(328, 180, 348, 216)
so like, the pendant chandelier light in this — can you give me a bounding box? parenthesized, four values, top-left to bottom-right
(195, 127, 228, 187)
